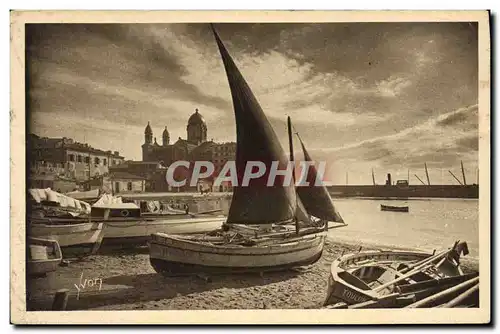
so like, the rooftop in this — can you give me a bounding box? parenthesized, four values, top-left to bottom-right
(109, 171, 146, 180)
(29, 134, 125, 158)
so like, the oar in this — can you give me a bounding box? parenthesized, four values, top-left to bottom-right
(327, 223, 348, 230)
(373, 250, 454, 293)
(405, 276, 479, 308)
(395, 272, 478, 294)
(399, 249, 450, 275)
(437, 283, 480, 308)
(399, 241, 462, 275)
(373, 262, 436, 292)
(189, 209, 223, 217)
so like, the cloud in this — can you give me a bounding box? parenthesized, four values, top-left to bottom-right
(436, 104, 479, 129)
(26, 23, 479, 184)
(311, 104, 478, 183)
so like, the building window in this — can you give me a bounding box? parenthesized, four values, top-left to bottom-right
(127, 182, 133, 191)
(77, 155, 82, 163)
(94, 157, 100, 165)
(84, 156, 90, 164)
(103, 159, 107, 166)
(68, 154, 75, 162)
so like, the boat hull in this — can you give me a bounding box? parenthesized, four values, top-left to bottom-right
(28, 222, 104, 257)
(27, 237, 62, 276)
(102, 216, 227, 245)
(149, 231, 326, 275)
(380, 205, 409, 212)
(323, 249, 466, 307)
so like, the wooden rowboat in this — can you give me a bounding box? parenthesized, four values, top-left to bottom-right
(28, 220, 104, 258)
(324, 241, 476, 308)
(381, 204, 409, 213)
(27, 237, 62, 276)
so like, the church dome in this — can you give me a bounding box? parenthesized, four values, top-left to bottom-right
(188, 109, 206, 126)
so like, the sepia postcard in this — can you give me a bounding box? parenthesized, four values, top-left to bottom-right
(10, 10, 490, 325)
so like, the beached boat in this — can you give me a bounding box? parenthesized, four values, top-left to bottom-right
(30, 190, 227, 248)
(323, 241, 478, 308)
(102, 214, 227, 245)
(28, 188, 105, 257)
(27, 237, 62, 276)
(381, 204, 409, 212)
(149, 25, 345, 276)
(28, 219, 105, 257)
(91, 194, 227, 245)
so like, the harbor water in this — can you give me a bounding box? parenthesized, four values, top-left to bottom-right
(328, 198, 479, 259)
(195, 195, 479, 260)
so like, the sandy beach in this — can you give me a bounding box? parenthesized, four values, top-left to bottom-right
(26, 238, 479, 311)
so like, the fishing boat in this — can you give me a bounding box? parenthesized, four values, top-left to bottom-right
(148, 25, 345, 276)
(27, 189, 105, 257)
(101, 214, 227, 245)
(91, 194, 227, 245)
(323, 241, 478, 308)
(27, 237, 62, 276)
(381, 204, 409, 213)
(30, 190, 226, 249)
(28, 219, 105, 258)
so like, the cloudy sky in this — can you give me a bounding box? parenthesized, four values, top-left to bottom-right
(26, 23, 478, 185)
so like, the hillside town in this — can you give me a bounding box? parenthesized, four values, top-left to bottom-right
(28, 108, 236, 195)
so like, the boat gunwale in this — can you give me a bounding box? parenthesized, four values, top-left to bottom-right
(28, 221, 104, 232)
(328, 250, 433, 300)
(150, 231, 328, 254)
(29, 215, 227, 225)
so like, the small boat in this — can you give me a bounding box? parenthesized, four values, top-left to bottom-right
(27, 189, 105, 257)
(149, 25, 346, 276)
(28, 219, 105, 258)
(324, 241, 478, 308)
(102, 214, 228, 245)
(91, 195, 228, 245)
(381, 204, 409, 212)
(27, 237, 62, 276)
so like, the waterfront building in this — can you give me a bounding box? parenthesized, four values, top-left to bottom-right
(28, 134, 125, 184)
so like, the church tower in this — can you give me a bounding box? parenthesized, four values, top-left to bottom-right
(162, 126, 170, 146)
(187, 108, 207, 145)
(142, 122, 153, 161)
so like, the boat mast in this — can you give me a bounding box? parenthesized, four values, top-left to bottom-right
(371, 168, 376, 186)
(287, 116, 299, 235)
(461, 160, 467, 185)
(424, 163, 431, 185)
(448, 170, 464, 185)
(414, 174, 426, 185)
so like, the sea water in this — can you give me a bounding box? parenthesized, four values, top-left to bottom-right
(328, 198, 479, 259)
(205, 195, 479, 260)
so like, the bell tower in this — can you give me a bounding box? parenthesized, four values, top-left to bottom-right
(162, 126, 170, 146)
(142, 122, 153, 161)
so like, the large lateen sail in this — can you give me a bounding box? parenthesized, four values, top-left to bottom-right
(296, 135, 344, 223)
(211, 25, 297, 224)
